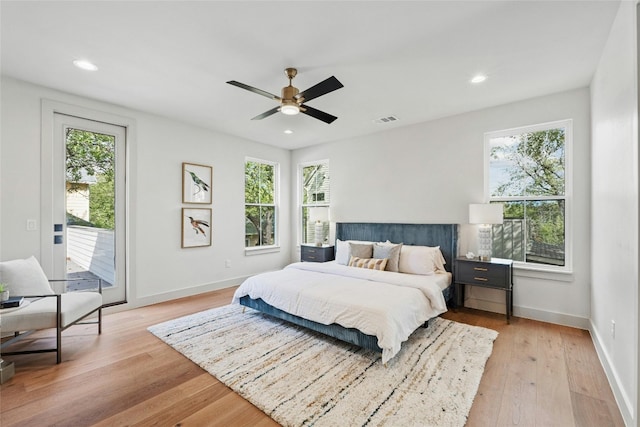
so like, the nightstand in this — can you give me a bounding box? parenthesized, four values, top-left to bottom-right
(301, 244, 335, 262)
(455, 257, 513, 323)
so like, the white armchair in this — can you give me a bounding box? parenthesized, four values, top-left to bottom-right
(0, 256, 103, 364)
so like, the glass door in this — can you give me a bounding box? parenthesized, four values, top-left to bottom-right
(50, 114, 127, 305)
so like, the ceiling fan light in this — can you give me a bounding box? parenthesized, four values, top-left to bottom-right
(281, 104, 300, 115)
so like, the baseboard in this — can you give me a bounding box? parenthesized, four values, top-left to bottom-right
(589, 320, 634, 427)
(103, 275, 249, 314)
(464, 297, 590, 330)
(512, 305, 590, 330)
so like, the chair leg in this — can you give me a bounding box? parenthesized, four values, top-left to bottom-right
(98, 308, 102, 334)
(56, 294, 62, 364)
(56, 325, 62, 364)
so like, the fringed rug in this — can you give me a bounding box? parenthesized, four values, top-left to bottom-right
(148, 305, 498, 427)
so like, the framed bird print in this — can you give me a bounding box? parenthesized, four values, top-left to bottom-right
(182, 208, 212, 248)
(182, 162, 212, 204)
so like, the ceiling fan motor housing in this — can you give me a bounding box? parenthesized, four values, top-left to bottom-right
(282, 85, 300, 102)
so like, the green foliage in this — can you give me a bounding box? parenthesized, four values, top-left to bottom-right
(89, 175, 115, 229)
(491, 129, 564, 197)
(0, 283, 6, 292)
(245, 161, 274, 204)
(245, 161, 276, 246)
(66, 129, 114, 185)
(66, 128, 116, 230)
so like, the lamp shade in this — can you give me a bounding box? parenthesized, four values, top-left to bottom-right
(469, 203, 503, 225)
(309, 206, 329, 223)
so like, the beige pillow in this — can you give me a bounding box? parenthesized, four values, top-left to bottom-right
(0, 256, 54, 296)
(349, 242, 373, 259)
(348, 256, 388, 271)
(398, 245, 446, 275)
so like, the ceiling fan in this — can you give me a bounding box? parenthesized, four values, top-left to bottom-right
(227, 68, 344, 124)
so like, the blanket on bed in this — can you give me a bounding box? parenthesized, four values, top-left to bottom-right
(232, 261, 448, 363)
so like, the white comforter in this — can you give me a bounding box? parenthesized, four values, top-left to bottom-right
(232, 261, 449, 363)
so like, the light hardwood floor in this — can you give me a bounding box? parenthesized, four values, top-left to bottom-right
(1, 287, 626, 427)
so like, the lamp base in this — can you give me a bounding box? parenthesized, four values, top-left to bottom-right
(479, 255, 492, 262)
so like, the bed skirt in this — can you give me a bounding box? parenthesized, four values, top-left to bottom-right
(239, 296, 383, 352)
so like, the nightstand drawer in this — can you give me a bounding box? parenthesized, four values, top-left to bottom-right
(456, 261, 510, 289)
(301, 245, 334, 262)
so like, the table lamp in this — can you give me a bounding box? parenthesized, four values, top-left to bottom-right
(309, 207, 329, 246)
(469, 203, 503, 261)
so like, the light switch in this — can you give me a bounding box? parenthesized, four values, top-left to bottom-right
(26, 219, 37, 231)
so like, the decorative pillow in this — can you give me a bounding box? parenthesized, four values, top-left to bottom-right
(373, 241, 403, 272)
(0, 256, 55, 296)
(348, 256, 388, 271)
(335, 239, 375, 265)
(398, 245, 446, 275)
(349, 242, 373, 259)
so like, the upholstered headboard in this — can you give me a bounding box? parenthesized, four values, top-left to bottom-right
(335, 223, 459, 273)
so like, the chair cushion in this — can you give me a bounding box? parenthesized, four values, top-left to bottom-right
(0, 292, 102, 332)
(0, 256, 54, 296)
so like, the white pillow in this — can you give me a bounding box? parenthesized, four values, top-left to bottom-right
(398, 245, 446, 275)
(335, 239, 350, 265)
(0, 256, 55, 296)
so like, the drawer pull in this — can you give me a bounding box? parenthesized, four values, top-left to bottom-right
(473, 277, 489, 281)
(473, 267, 488, 271)
(307, 255, 316, 259)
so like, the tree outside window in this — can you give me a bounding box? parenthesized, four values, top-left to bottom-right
(487, 120, 569, 267)
(301, 162, 330, 245)
(245, 159, 278, 247)
(66, 128, 115, 230)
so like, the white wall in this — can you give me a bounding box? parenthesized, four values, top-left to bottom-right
(590, 1, 638, 425)
(0, 76, 292, 309)
(292, 87, 592, 328)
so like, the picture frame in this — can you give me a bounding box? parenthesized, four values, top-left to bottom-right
(182, 208, 212, 248)
(182, 162, 212, 204)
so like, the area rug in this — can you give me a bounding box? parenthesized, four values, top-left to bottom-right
(148, 305, 498, 427)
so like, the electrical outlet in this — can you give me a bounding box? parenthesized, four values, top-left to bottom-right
(225, 259, 231, 268)
(26, 219, 37, 231)
(611, 320, 616, 339)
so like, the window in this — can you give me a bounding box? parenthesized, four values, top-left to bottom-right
(486, 120, 571, 268)
(245, 159, 278, 248)
(300, 161, 330, 245)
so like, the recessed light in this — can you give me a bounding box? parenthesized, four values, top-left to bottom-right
(284, 129, 293, 134)
(470, 75, 487, 84)
(73, 59, 98, 71)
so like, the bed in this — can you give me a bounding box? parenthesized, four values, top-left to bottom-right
(233, 222, 458, 363)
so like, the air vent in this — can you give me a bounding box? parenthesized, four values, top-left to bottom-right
(373, 115, 399, 124)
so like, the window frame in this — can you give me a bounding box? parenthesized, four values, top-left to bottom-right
(298, 160, 330, 246)
(244, 157, 280, 253)
(484, 119, 573, 273)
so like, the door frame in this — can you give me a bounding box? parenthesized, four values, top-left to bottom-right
(41, 99, 136, 306)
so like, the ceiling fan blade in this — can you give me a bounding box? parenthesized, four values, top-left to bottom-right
(300, 105, 338, 124)
(251, 106, 280, 120)
(297, 76, 344, 103)
(227, 80, 281, 100)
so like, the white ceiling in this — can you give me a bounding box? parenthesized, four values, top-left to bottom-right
(1, 1, 620, 150)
